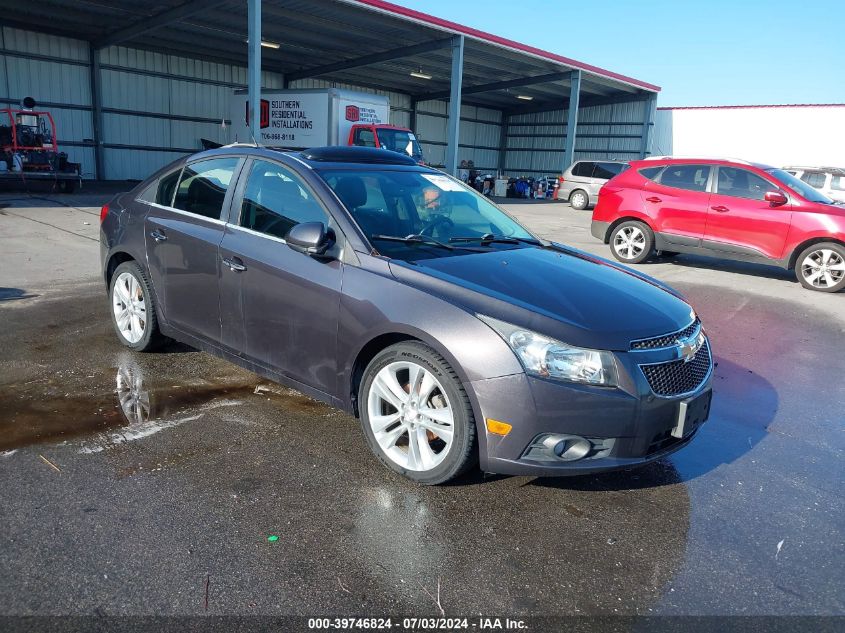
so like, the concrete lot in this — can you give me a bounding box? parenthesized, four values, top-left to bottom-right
(0, 186, 843, 618)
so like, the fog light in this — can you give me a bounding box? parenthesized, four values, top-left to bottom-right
(522, 434, 612, 463)
(552, 438, 591, 461)
(486, 419, 512, 436)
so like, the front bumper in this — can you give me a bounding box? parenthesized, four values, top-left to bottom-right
(470, 344, 713, 476)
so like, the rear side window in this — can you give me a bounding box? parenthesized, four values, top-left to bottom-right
(155, 169, 181, 206)
(832, 176, 845, 191)
(593, 162, 626, 180)
(571, 162, 595, 177)
(639, 166, 664, 181)
(658, 164, 711, 192)
(173, 157, 239, 220)
(716, 167, 774, 201)
(800, 172, 826, 188)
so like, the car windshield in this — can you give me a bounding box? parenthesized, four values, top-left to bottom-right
(767, 168, 833, 204)
(377, 129, 423, 161)
(319, 169, 537, 260)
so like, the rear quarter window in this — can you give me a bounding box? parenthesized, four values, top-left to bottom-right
(638, 166, 664, 181)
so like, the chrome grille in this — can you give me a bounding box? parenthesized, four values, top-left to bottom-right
(640, 341, 712, 397)
(631, 319, 700, 350)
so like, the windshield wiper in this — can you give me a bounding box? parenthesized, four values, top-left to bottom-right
(449, 233, 542, 246)
(371, 234, 456, 250)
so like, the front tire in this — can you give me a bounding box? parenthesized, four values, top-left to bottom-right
(569, 189, 589, 210)
(609, 220, 655, 264)
(795, 242, 845, 292)
(109, 261, 164, 351)
(359, 342, 477, 485)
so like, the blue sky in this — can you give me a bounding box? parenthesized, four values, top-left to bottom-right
(389, 0, 844, 106)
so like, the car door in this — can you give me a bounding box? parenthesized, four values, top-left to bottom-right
(704, 166, 792, 260)
(144, 156, 242, 343)
(643, 163, 712, 246)
(218, 157, 344, 395)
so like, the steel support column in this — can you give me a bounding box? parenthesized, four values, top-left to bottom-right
(640, 92, 657, 158)
(88, 44, 104, 180)
(247, 0, 262, 144)
(498, 112, 509, 175)
(445, 35, 464, 177)
(562, 70, 581, 171)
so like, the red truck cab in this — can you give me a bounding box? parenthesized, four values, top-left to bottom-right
(349, 124, 425, 164)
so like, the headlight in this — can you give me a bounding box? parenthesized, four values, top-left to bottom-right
(478, 315, 618, 387)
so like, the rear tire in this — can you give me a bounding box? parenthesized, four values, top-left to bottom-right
(569, 189, 590, 210)
(795, 242, 845, 292)
(109, 261, 164, 351)
(359, 341, 477, 485)
(609, 220, 655, 264)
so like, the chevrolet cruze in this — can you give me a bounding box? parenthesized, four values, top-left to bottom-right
(100, 146, 713, 484)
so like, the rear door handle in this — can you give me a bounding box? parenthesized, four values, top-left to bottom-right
(149, 229, 167, 242)
(645, 196, 662, 203)
(222, 256, 247, 272)
(711, 205, 730, 213)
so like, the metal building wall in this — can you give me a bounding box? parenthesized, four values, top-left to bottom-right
(1, 26, 285, 181)
(0, 27, 95, 177)
(504, 100, 647, 176)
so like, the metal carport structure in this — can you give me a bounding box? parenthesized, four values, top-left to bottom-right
(0, 0, 660, 179)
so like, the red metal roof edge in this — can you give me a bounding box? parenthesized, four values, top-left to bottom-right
(346, 0, 661, 93)
(658, 104, 845, 110)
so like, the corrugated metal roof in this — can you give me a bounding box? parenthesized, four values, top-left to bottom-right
(2, 0, 659, 113)
(658, 104, 845, 110)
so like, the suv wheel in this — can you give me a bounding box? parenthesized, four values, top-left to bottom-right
(796, 242, 845, 292)
(609, 221, 655, 264)
(109, 261, 164, 351)
(570, 190, 589, 210)
(359, 342, 477, 485)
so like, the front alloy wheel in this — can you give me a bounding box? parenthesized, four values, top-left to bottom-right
(797, 243, 845, 292)
(360, 342, 476, 484)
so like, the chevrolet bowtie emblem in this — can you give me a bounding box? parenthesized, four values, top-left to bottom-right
(677, 332, 703, 363)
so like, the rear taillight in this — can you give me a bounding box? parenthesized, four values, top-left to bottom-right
(100, 203, 109, 223)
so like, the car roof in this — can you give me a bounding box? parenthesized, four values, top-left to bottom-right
(783, 166, 845, 175)
(185, 145, 427, 172)
(632, 157, 777, 170)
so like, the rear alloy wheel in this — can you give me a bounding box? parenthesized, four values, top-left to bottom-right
(610, 220, 655, 264)
(360, 342, 476, 484)
(796, 242, 845, 292)
(109, 261, 164, 351)
(570, 189, 589, 210)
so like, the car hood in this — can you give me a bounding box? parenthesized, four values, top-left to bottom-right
(388, 245, 695, 351)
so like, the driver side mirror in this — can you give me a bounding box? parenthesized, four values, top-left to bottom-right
(764, 191, 788, 207)
(285, 222, 335, 256)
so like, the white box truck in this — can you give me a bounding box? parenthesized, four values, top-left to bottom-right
(230, 88, 423, 163)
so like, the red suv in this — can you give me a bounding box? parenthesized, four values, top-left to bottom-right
(591, 158, 845, 292)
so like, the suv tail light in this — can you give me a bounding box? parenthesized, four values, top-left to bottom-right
(100, 203, 109, 223)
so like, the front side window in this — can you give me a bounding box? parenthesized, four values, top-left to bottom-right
(353, 128, 376, 148)
(173, 157, 239, 220)
(240, 160, 327, 239)
(716, 167, 775, 201)
(658, 164, 711, 192)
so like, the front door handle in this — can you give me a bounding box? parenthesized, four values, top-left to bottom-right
(711, 205, 730, 213)
(149, 229, 167, 242)
(222, 256, 247, 272)
(645, 196, 662, 203)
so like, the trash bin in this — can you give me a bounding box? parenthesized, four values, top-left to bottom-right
(494, 178, 508, 197)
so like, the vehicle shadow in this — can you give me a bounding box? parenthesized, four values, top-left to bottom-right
(0, 287, 38, 302)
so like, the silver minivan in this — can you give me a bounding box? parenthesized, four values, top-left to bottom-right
(559, 160, 629, 210)
(782, 166, 845, 204)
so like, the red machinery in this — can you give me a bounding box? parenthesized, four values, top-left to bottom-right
(1, 97, 81, 192)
